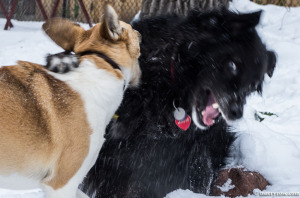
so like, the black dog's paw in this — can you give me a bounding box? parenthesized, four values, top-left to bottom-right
(45, 51, 79, 73)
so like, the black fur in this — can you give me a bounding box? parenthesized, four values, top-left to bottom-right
(79, 9, 276, 198)
(46, 9, 276, 198)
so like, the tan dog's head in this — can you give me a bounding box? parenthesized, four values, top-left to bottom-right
(42, 5, 141, 86)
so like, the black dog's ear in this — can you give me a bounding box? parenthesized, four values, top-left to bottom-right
(240, 10, 262, 27)
(227, 10, 262, 33)
(267, 51, 277, 78)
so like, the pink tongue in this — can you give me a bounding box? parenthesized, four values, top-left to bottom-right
(202, 93, 219, 126)
(203, 106, 219, 126)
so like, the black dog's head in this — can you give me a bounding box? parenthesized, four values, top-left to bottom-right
(178, 10, 277, 129)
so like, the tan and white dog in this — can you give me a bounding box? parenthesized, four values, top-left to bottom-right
(0, 5, 141, 198)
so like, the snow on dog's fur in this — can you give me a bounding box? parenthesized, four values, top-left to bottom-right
(46, 9, 276, 198)
(0, 5, 140, 198)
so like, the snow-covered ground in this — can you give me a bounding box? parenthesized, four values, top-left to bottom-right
(0, 0, 300, 197)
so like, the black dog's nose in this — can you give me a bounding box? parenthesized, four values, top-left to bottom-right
(228, 103, 243, 120)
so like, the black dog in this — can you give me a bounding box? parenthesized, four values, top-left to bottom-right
(46, 9, 276, 198)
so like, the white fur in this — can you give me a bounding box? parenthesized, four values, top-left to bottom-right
(121, 67, 132, 90)
(49, 56, 77, 73)
(43, 58, 126, 197)
(49, 57, 61, 71)
(61, 57, 73, 65)
(191, 106, 208, 130)
(71, 56, 78, 63)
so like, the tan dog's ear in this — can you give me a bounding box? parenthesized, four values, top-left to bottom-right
(101, 5, 123, 41)
(42, 18, 85, 51)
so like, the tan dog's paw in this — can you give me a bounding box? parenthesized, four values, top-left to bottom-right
(46, 51, 79, 73)
(211, 168, 269, 197)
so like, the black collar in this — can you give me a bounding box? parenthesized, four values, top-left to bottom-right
(79, 50, 121, 71)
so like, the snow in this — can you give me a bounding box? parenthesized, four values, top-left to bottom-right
(0, 0, 300, 197)
(215, 179, 235, 193)
(0, 189, 43, 198)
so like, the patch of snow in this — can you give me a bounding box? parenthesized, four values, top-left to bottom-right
(217, 179, 235, 193)
(165, 189, 218, 198)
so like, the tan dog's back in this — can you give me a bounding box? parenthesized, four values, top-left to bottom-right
(0, 62, 90, 186)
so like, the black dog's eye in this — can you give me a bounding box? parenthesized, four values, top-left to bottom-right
(228, 61, 237, 75)
(249, 82, 256, 90)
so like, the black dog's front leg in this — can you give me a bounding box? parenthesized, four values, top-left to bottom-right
(45, 51, 79, 73)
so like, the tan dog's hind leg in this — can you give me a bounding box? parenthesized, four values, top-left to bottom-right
(43, 173, 89, 198)
(43, 185, 88, 198)
(41, 139, 92, 198)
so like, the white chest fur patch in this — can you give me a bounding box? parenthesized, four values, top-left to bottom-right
(48, 59, 125, 187)
(50, 59, 125, 130)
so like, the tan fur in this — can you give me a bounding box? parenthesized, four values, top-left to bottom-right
(0, 62, 90, 189)
(43, 17, 141, 86)
(0, 5, 140, 195)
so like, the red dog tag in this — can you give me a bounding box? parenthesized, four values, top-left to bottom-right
(175, 115, 191, 131)
(173, 107, 191, 131)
